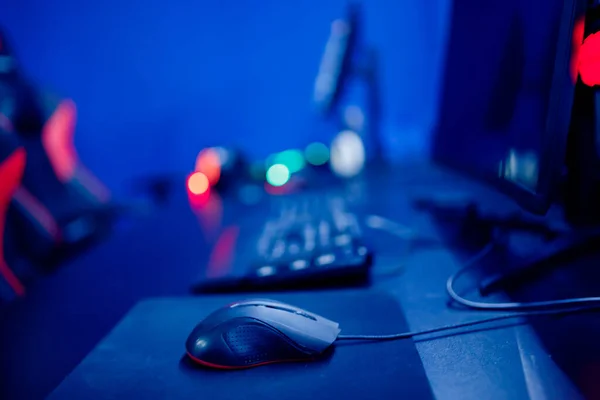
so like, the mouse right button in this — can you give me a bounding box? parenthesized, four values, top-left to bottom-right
(264, 311, 341, 353)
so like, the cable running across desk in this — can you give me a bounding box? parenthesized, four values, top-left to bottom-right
(336, 305, 600, 340)
(346, 220, 600, 341)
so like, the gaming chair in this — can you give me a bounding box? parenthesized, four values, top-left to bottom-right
(0, 28, 112, 263)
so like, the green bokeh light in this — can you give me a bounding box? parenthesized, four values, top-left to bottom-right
(272, 149, 305, 173)
(266, 164, 291, 187)
(305, 142, 329, 166)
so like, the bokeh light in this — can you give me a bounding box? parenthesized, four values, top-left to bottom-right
(266, 164, 291, 187)
(305, 142, 330, 166)
(273, 149, 305, 173)
(195, 148, 221, 186)
(330, 130, 365, 178)
(187, 171, 210, 195)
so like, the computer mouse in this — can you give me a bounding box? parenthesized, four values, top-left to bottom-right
(185, 299, 341, 369)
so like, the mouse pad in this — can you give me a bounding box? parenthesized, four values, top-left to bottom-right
(48, 291, 434, 400)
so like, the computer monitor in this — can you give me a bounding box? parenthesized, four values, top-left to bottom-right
(432, 0, 587, 215)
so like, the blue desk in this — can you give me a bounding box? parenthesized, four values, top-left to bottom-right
(2, 164, 599, 399)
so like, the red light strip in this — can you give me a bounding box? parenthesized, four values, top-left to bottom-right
(0, 148, 27, 296)
(41, 99, 78, 182)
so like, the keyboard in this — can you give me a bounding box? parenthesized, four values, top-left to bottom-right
(191, 195, 373, 293)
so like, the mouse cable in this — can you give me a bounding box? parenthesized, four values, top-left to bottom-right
(446, 242, 600, 310)
(336, 304, 600, 341)
(339, 241, 600, 341)
(368, 216, 600, 309)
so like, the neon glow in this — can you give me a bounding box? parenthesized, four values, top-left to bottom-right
(305, 142, 329, 166)
(0, 148, 26, 296)
(266, 164, 290, 187)
(579, 31, 600, 87)
(195, 148, 221, 186)
(187, 172, 210, 195)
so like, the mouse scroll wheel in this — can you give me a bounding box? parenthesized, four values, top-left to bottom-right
(259, 304, 317, 321)
(294, 310, 317, 321)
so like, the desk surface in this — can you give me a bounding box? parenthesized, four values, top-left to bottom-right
(2, 163, 598, 399)
(47, 292, 435, 400)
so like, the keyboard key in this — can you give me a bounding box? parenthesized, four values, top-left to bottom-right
(290, 259, 309, 271)
(315, 253, 336, 266)
(256, 265, 277, 277)
(318, 221, 331, 247)
(334, 233, 352, 247)
(271, 240, 286, 258)
(303, 223, 316, 252)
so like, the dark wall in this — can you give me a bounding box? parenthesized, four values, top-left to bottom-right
(1, 0, 450, 193)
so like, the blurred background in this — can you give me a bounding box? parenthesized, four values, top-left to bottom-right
(2, 0, 450, 194)
(5, 1, 598, 399)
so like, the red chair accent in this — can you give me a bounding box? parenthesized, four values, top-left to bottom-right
(41, 99, 110, 203)
(0, 147, 26, 296)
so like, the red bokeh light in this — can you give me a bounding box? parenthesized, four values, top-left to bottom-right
(195, 148, 221, 186)
(187, 172, 210, 195)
